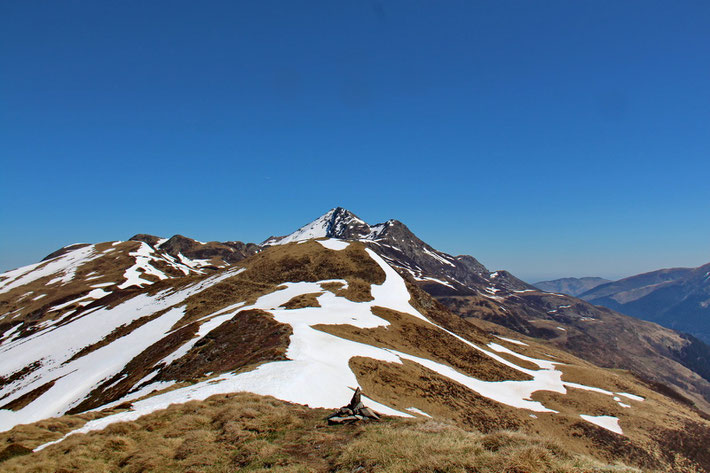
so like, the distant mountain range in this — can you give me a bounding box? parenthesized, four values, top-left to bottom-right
(534, 277, 611, 296)
(535, 265, 710, 346)
(576, 265, 710, 344)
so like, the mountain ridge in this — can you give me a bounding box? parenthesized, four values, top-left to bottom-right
(2, 208, 710, 471)
(534, 277, 611, 297)
(580, 263, 710, 344)
(260, 208, 710, 413)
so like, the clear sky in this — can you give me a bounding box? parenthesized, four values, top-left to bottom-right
(1, 1, 708, 282)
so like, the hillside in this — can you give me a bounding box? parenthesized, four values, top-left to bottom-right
(0, 392, 674, 473)
(580, 264, 710, 344)
(265, 208, 710, 413)
(534, 277, 611, 297)
(1, 209, 709, 471)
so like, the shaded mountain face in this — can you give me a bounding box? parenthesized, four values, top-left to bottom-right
(1, 238, 710, 471)
(579, 264, 710, 344)
(534, 277, 611, 297)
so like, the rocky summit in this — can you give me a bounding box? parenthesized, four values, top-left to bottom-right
(1, 208, 709, 472)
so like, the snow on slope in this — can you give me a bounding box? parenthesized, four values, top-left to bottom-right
(0, 241, 203, 300)
(263, 208, 384, 246)
(580, 415, 623, 435)
(21, 243, 640, 449)
(117, 242, 201, 288)
(0, 245, 100, 294)
(263, 209, 337, 245)
(0, 269, 240, 431)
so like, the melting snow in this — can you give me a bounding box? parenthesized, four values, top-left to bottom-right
(118, 243, 199, 289)
(177, 253, 211, 270)
(118, 243, 169, 288)
(317, 239, 350, 251)
(406, 407, 431, 417)
(0, 271, 237, 432)
(414, 276, 454, 288)
(422, 247, 456, 267)
(0, 246, 99, 294)
(92, 282, 115, 288)
(616, 392, 644, 402)
(494, 336, 528, 346)
(264, 210, 335, 245)
(579, 415, 623, 435)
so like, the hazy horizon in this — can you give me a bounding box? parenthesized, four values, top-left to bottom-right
(2, 2, 708, 282)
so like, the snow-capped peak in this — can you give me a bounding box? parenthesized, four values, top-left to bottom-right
(262, 207, 371, 245)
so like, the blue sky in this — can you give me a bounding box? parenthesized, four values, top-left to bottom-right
(1, 1, 708, 281)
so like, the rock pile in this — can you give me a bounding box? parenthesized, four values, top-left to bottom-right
(327, 387, 380, 425)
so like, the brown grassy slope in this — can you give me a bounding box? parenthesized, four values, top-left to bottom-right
(3, 240, 709, 470)
(56, 241, 710, 471)
(436, 287, 710, 414)
(347, 343, 710, 472)
(315, 306, 531, 382)
(331, 278, 710, 472)
(176, 240, 386, 329)
(0, 392, 649, 473)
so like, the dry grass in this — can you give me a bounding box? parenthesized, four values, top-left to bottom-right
(315, 306, 532, 383)
(281, 293, 322, 309)
(334, 422, 642, 473)
(0, 392, 650, 473)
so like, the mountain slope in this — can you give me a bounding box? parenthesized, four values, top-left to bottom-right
(580, 264, 710, 344)
(266, 208, 710, 414)
(1, 393, 665, 473)
(534, 277, 611, 296)
(1, 239, 709, 470)
(1, 211, 710, 470)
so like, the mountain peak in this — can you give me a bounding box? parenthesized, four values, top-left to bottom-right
(262, 207, 370, 245)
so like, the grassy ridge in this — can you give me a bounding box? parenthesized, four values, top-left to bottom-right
(0, 393, 647, 473)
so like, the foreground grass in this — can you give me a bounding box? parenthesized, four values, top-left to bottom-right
(0, 393, 645, 473)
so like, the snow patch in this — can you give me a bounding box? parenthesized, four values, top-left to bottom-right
(317, 239, 350, 251)
(616, 392, 644, 402)
(405, 407, 431, 417)
(0, 245, 99, 294)
(494, 336, 528, 346)
(422, 247, 456, 267)
(580, 415, 623, 435)
(413, 276, 454, 288)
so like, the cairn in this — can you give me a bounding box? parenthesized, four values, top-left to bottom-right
(327, 387, 380, 424)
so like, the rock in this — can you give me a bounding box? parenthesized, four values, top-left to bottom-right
(348, 387, 362, 410)
(328, 415, 361, 425)
(359, 407, 379, 419)
(326, 387, 380, 425)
